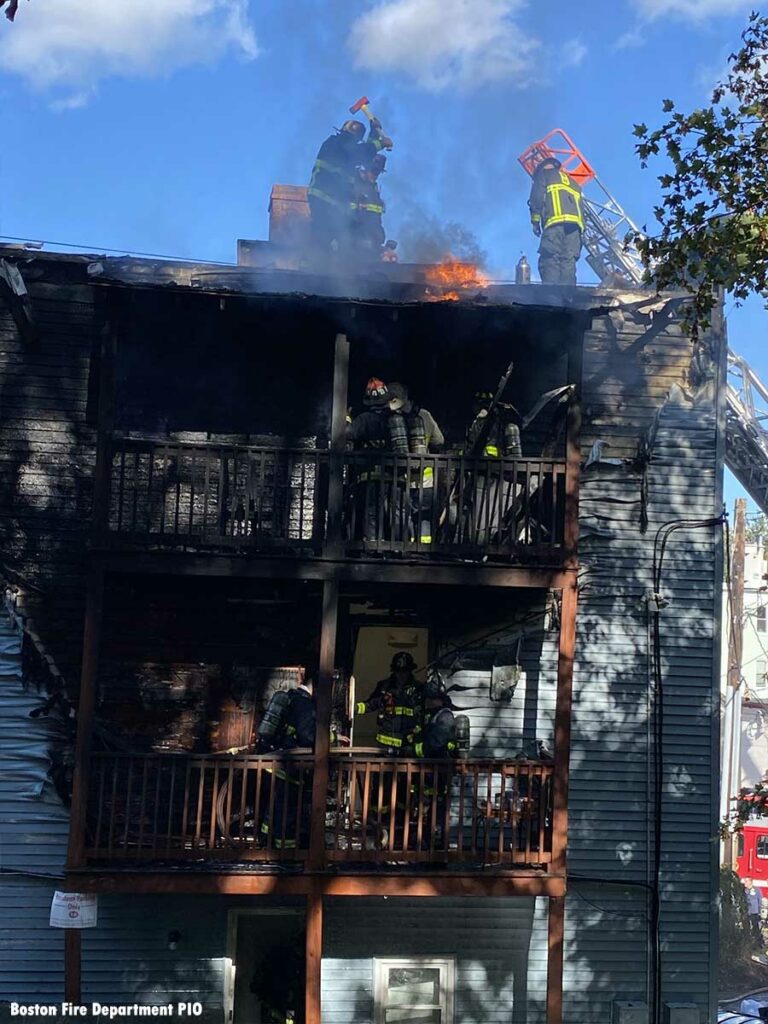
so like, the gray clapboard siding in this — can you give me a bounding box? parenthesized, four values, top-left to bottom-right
(0, 878, 65, 1000)
(0, 614, 69, 1004)
(323, 897, 549, 1024)
(0, 616, 69, 876)
(565, 310, 722, 1021)
(0, 282, 100, 694)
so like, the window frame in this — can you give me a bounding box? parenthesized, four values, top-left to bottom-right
(373, 957, 456, 1024)
(758, 606, 767, 634)
(756, 835, 768, 860)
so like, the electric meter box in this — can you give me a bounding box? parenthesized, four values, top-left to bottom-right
(665, 1004, 699, 1024)
(613, 1001, 648, 1024)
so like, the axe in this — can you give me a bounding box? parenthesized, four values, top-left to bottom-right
(349, 95, 376, 124)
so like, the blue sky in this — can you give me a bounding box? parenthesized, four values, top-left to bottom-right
(0, 0, 764, 511)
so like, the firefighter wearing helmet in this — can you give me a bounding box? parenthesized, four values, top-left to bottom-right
(527, 155, 585, 285)
(350, 153, 387, 258)
(356, 650, 423, 754)
(308, 116, 393, 255)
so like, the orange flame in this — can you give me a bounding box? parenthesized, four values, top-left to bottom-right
(424, 259, 490, 301)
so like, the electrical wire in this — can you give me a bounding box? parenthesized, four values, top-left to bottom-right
(0, 867, 65, 881)
(422, 601, 555, 678)
(0, 233, 233, 266)
(569, 885, 650, 921)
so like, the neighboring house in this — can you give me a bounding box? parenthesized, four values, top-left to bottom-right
(0, 247, 724, 1024)
(736, 542, 768, 789)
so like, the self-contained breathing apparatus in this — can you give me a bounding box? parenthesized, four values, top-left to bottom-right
(256, 689, 293, 751)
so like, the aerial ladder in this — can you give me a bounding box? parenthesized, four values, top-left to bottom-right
(520, 129, 768, 514)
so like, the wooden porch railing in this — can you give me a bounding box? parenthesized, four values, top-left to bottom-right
(326, 754, 553, 866)
(84, 752, 553, 868)
(103, 437, 567, 561)
(105, 439, 328, 553)
(85, 752, 315, 861)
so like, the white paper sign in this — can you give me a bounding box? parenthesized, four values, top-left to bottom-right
(50, 891, 98, 929)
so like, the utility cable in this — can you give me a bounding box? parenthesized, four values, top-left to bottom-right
(0, 233, 233, 266)
(0, 866, 65, 880)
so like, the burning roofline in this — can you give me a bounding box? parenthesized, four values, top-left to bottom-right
(0, 243, 672, 315)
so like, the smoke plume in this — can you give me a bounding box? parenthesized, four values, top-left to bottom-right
(396, 208, 488, 266)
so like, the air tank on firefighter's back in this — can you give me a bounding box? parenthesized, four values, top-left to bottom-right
(454, 715, 470, 759)
(257, 688, 292, 742)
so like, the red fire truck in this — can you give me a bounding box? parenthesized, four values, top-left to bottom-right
(736, 816, 768, 897)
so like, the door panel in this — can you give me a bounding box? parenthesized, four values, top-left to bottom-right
(351, 626, 429, 747)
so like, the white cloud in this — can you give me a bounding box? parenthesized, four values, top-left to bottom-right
(0, 0, 258, 101)
(614, 27, 646, 49)
(348, 0, 540, 92)
(562, 37, 587, 68)
(630, 0, 753, 18)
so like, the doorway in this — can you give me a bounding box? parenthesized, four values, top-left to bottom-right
(227, 908, 305, 1024)
(351, 625, 429, 746)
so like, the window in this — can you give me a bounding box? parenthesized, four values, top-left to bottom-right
(374, 958, 455, 1024)
(757, 660, 768, 692)
(758, 606, 767, 634)
(739, 834, 745, 858)
(757, 836, 768, 859)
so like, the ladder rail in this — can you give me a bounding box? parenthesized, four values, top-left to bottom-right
(519, 128, 768, 514)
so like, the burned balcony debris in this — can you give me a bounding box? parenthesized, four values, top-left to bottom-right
(104, 440, 567, 563)
(84, 750, 553, 870)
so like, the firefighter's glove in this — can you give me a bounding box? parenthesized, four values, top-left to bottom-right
(370, 116, 383, 132)
(380, 136, 394, 151)
(532, 222, 541, 238)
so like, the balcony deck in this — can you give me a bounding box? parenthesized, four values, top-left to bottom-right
(83, 751, 553, 873)
(100, 437, 569, 567)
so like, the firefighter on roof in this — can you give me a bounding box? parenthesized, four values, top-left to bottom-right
(308, 118, 392, 255)
(350, 154, 387, 257)
(528, 156, 585, 286)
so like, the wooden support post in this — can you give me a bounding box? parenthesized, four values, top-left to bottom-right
(563, 398, 581, 565)
(68, 299, 117, 870)
(67, 568, 105, 869)
(552, 579, 577, 876)
(305, 893, 323, 1024)
(326, 333, 350, 558)
(64, 930, 82, 1004)
(92, 308, 118, 539)
(309, 579, 339, 869)
(546, 895, 565, 1024)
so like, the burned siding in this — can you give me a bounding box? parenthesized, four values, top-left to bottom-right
(0, 614, 69, 1006)
(435, 627, 559, 759)
(0, 278, 101, 693)
(0, 615, 69, 874)
(565, 304, 723, 1021)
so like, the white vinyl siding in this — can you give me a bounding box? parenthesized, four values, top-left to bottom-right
(373, 958, 455, 1024)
